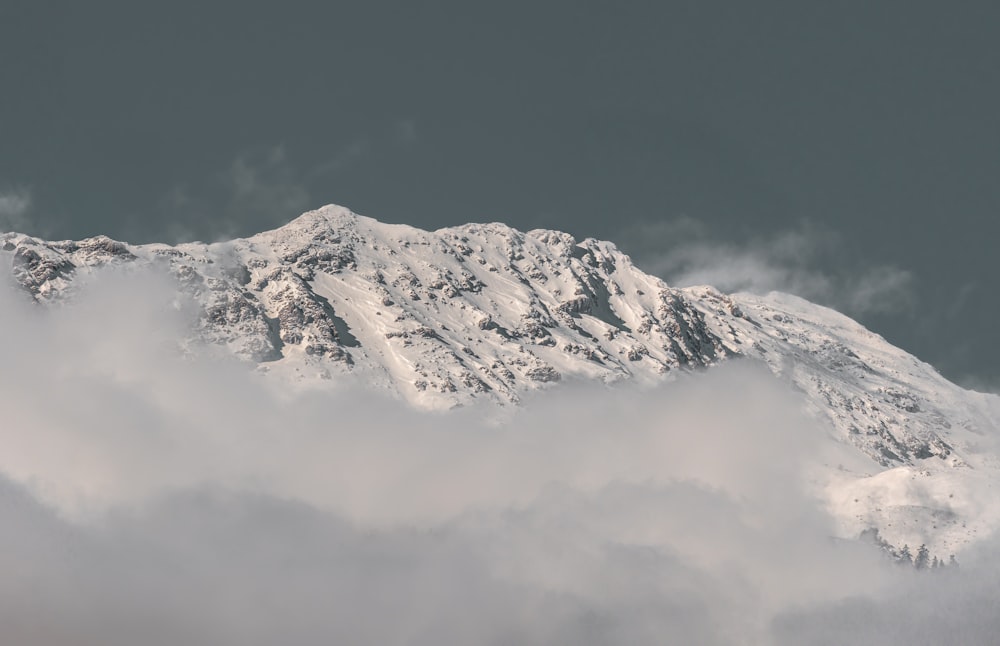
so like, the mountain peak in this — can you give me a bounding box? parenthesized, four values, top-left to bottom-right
(271, 203, 363, 233)
(3, 205, 1000, 556)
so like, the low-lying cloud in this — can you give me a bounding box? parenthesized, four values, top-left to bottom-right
(0, 265, 996, 645)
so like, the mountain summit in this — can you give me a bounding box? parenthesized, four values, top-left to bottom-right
(3, 204, 1000, 556)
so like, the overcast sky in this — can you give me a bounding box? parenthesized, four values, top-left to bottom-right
(1, 1, 998, 385)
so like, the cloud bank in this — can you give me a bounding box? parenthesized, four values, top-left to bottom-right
(0, 265, 996, 645)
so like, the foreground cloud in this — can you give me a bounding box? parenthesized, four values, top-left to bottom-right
(0, 266, 995, 645)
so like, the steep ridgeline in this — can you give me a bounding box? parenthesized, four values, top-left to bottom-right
(4, 205, 1000, 557)
(1, 206, 731, 404)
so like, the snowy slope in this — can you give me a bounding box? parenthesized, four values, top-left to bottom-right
(686, 287, 1000, 556)
(2, 206, 732, 407)
(3, 204, 999, 557)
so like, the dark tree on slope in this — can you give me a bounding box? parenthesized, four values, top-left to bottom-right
(859, 527, 899, 561)
(898, 544, 913, 566)
(914, 544, 930, 570)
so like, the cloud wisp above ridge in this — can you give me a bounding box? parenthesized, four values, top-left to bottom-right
(620, 218, 914, 318)
(0, 187, 33, 234)
(0, 265, 997, 645)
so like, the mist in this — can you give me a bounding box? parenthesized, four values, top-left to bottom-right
(1, 266, 997, 645)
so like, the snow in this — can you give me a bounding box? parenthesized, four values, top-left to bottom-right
(3, 203, 1000, 557)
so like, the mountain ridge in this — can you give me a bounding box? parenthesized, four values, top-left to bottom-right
(4, 204, 1000, 556)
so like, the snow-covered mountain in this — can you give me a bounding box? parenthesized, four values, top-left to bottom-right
(4, 204, 1000, 558)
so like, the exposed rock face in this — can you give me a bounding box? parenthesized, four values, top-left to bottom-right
(0, 207, 733, 408)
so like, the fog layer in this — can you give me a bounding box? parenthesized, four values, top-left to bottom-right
(0, 268, 997, 645)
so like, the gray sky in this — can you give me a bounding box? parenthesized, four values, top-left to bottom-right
(2, 1, 998, 385)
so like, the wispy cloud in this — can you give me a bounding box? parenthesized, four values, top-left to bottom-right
(226, 144, 312, 220)
(0, 187, 32, 233)
(307, 139, 371, 178)
(155, 144, 313, 243)
(158, 119, 418, 243)
(394, 117, 417, 144)
(308, 118, 417, 179)
(620, 217, 914, 317)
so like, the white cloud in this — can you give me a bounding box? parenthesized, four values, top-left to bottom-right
(0, 265, 996, 644)
(0, 187, 32, 233)
(620, 218, 915, 317)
